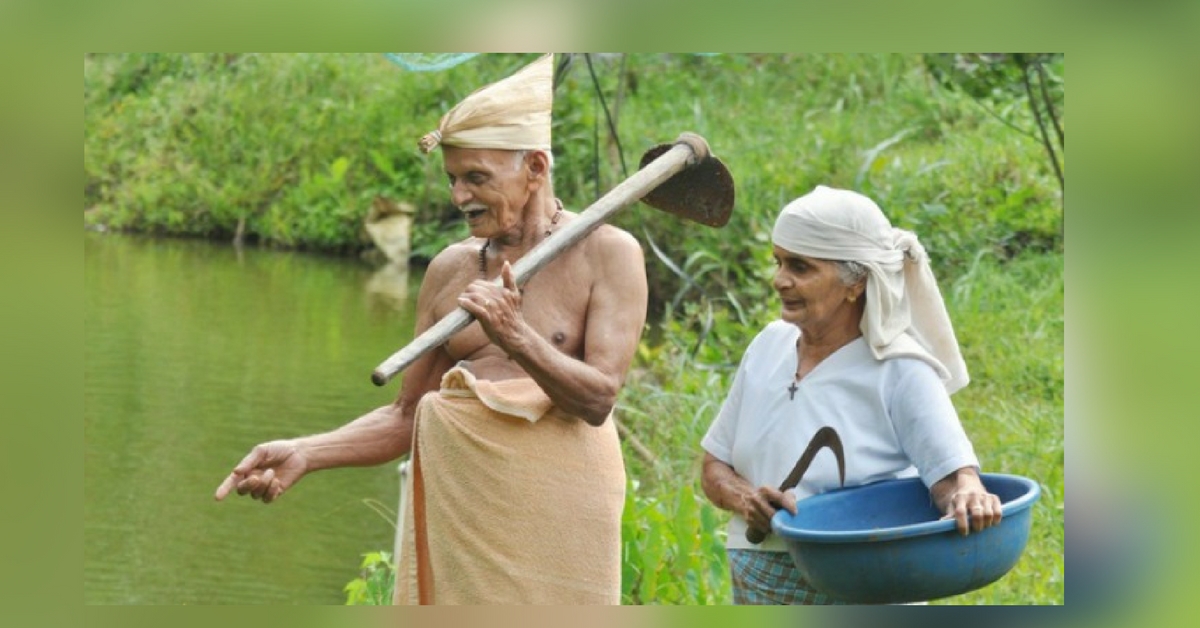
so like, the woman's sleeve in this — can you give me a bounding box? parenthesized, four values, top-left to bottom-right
(888, 360, 981, 488)
(700, 351, 749, 465)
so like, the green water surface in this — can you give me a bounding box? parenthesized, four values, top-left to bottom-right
(84, 233, 422, 604)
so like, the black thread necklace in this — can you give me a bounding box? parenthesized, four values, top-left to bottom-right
(787, 338, 802, 400)
(479, 199, 563, 277)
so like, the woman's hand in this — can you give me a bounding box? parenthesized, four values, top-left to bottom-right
(933, 467, 1003, 535)
(702, 453, 798, 541)
(741, 486, 798, 540)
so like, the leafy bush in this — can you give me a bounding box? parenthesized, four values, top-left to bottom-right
(85, 53, 561, 256)
(620, 480, 728, 604)
(343, 551, 395, 606)
(85, 53, 1062, 287)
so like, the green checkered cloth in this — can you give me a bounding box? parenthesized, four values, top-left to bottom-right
(727, 549, 846, 605)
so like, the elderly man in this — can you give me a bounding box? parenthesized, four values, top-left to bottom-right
(214, 54, 648, 605)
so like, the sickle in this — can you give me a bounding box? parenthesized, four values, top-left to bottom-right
(746, 425, 845, 544)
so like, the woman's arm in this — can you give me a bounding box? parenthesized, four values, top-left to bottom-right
(701, 452, 797, 536)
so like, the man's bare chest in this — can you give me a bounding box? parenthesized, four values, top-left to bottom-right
(438, 271, 591, 360)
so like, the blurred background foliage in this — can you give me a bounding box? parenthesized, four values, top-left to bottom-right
(84, 52, 1062, 317)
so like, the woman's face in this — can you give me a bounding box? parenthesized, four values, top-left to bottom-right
(772, 246, 860, 331)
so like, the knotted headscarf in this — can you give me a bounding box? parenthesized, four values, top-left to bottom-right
(772, 185, 970, 394)
(418, 53, 554, 154)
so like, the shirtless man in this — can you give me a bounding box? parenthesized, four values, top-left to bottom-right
(213, 54, 648, 604)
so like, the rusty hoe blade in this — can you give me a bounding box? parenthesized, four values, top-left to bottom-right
(638, 136, 735, 228)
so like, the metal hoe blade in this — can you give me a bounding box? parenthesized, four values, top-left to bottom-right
(638, 138, 734, 228)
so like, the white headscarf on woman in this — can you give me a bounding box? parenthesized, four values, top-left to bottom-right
(772, 185, 970, 394)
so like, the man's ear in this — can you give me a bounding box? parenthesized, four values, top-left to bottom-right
(525, 151, 549, 187)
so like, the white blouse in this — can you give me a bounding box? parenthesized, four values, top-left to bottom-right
(702, 320, 980, 552)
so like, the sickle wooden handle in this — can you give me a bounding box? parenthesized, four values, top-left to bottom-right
(746, 426, 845, 544)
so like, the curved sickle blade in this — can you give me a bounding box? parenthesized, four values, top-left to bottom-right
(779, 426, 845, 492)
(746, 426, 845, 544)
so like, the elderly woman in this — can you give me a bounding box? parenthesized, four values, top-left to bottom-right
(700, 185, 1002, 605)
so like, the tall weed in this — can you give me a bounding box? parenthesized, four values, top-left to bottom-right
(620, 480, 728, 604)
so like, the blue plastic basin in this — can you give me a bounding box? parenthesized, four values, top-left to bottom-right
(771, 473, 1041, 604)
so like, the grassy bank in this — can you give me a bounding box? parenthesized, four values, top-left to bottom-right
(84, 53, 1062, 314)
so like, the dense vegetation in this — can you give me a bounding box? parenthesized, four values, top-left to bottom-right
(85, 53, 1063, 605)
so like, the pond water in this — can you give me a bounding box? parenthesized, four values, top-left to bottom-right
(84, 232, 424, 604)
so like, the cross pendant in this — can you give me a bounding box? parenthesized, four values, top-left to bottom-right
(787, 381, 798, 400)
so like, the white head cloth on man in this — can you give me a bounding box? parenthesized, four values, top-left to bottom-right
(772, 185, 970, 394)
(418, 53, 554, 154)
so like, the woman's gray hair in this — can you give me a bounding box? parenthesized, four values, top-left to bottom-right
(835, 260, 868, 287)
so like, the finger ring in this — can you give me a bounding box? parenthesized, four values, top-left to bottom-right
(485, 300, 492, 307)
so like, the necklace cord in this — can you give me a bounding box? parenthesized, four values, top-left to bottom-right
(479, 199, 564, 277)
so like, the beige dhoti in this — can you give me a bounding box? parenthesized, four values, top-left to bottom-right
(394, 366, 626, 605)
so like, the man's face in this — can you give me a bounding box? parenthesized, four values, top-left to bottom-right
(442, 146, 531, 239)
